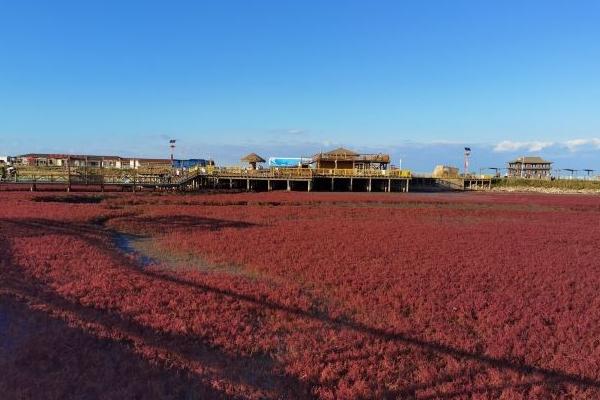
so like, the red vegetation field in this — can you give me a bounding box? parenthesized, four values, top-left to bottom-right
(2, 191, 600, 399)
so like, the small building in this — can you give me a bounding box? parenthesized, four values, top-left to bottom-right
(241, 153, 266, 170)
(101, 156, 122, 169)
(508, 156, 552, 179)
(12, 153, 172, 170)
(84, 156, 104, 168)
(68, 156, 88, 167)
(120, 158, 135, 169)
(432, 165, 460, 178)
(312, 147, 390, 170)
(16, 153, 68, 167)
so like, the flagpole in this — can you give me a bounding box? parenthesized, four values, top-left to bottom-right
(169, 139, 176, 168)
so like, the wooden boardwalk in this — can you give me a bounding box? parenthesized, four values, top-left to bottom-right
(196, 167, 411, 192)
(0, 166, 491, 192)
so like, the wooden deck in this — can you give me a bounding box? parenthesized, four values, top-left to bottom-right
(0, 166, 490, 192)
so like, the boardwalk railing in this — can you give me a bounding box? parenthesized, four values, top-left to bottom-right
(191, 167, 411, 179)
(3, 165, 412, 187)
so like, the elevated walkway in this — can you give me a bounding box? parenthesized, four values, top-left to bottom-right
(1, 166, 491, 192)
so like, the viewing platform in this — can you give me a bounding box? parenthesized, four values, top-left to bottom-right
(1, 165, 493, 193)
(1, 166, 412, 192)
(199, 167, 411, 192)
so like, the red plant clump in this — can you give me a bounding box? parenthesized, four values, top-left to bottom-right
(2, 191, 600, 399)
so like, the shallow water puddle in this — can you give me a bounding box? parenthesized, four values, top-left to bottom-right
(113, 233, 157, 268)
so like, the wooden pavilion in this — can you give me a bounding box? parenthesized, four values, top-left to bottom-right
(241, 153, 266, 170)
(312, 147, 390, 170)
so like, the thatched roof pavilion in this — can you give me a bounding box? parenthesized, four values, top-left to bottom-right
(241, 153, 266, 169)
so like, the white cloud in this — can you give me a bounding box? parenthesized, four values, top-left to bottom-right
(493, 140, 554, 152)
(564, 138, 600, 152)
(494, 138, 600, 153)
(267, 128, 307, 137)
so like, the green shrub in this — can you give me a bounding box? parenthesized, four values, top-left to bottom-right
(493, 178, 600, 190)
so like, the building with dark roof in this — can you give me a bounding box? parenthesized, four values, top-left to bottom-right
(14, 153, 174, 170)
(507, 156, 552, 179)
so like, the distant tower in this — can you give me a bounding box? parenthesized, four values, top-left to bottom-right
(169, 139, 176, 167)
(464, 147, 471, 175)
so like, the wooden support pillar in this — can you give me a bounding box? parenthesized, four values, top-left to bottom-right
(406, 179, 410, 192)
(230, 179, 233, 189)
(307, 180, 312, 192)
(350, 178, 353, 191)
(246, 179, 250, 191)
(30, 183, 36, 192)
(287, 180, 291, 191)
(67, 157, 71, 192)
(388, 178, 391, 192)
(268, 180, 272, 191)
(331, 178, 334, 191)
(368, 178, 372, 192)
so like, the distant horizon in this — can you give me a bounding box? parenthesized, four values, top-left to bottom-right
(4, 139, 599, 176)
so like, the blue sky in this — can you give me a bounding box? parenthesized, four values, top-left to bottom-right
(1, 0, 599, 172)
